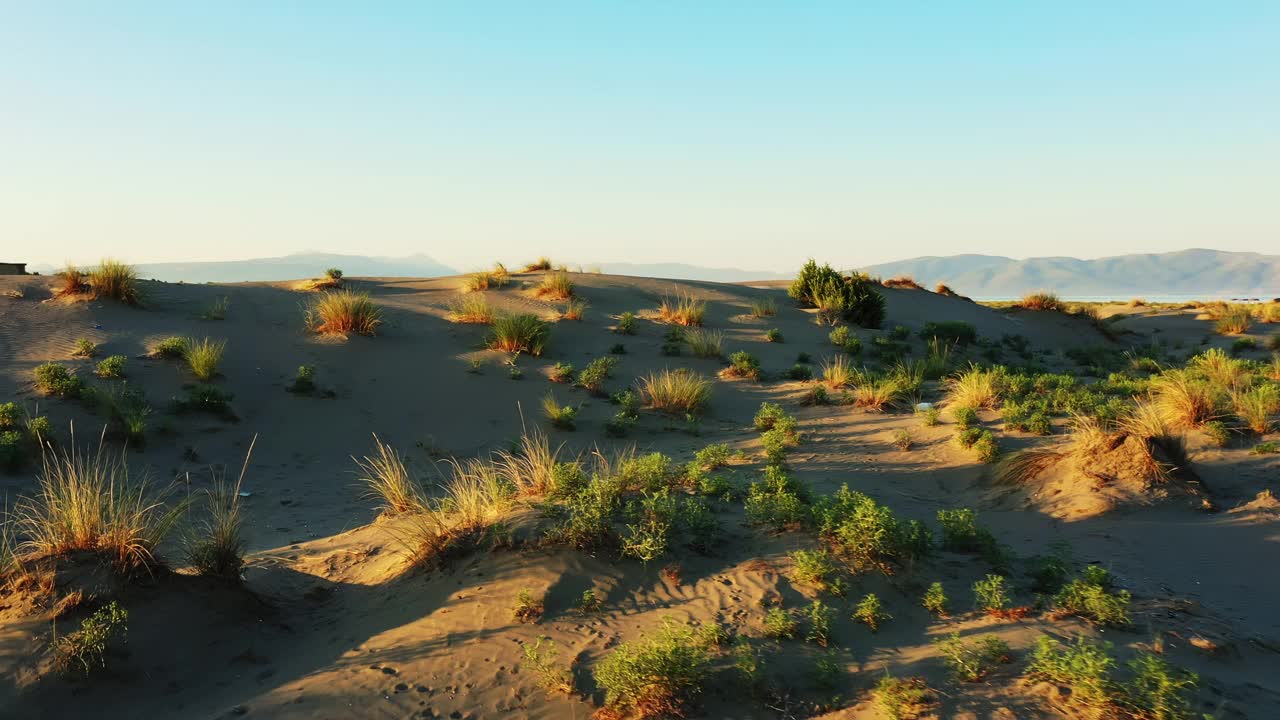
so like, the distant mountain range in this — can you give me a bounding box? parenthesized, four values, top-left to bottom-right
(22, 249, 1279, 297)
(859, 249, 1280, 299)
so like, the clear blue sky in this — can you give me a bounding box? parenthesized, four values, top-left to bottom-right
(2, 2, 1276, 271)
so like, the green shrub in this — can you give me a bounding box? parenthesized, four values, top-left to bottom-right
(1124, 652, 1198, 720)
(173, 384, 236, 419)
(936, 632, 1010, 682)
(54, 601, 128, 674)
(513, 588, 544, 623)
(784, 364, 812, 380)
(95, 355, 126, 378)
(34, 363, 82, 397)
(151, 336, 188, 358)
(721, 350, 762, 380)
(615, 311, 637, 334)
(621, 491, 678, 563)
(749, 297, 777, 318)
(972, 432, 1000, 463)
(803, 599, 834, 646)
(0, 430, 27, 470)
(732, 637, 765, 693)
(937, 508, 997, 554)
(594, 618, 714, 717)
(577, 589, 604, 614)
(813, 485, 931, 574)
(892, 429, 912, 451)
(922, 582, 948, 617)
(762, 606, 797, 639)
(1251, 441, 1279, 454)
(744, 466, 809, 531)
(919, 406, 940, 426)
(1025, 635, 1116, 711)
(1053, 566, 1131, 627)
(184, 338, 226, 381)
(765, 328, 783, 343)
(72, 338, 98, 358)
(973, 574, 1009, 614)
(853, 592, 890, 631)
(920, 321, 977, 346)
(522, 636, 572, 694)
(576, 356, 617, 395)
(541, 393, 577, 430)
(790, 548, 837, 592)
(874, 674, 931, 720)
(953, 406, 978, 429)
(812, 650, 843, 690)
(790, 260, 886, 328)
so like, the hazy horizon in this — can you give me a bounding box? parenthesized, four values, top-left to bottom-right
(4, 4, 1277, 269)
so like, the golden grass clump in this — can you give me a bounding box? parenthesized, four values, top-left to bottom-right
(684, 327, 724, 358)
(492, 426, 561, 496)
(465, 270, 510, 292)
(561, 297, 588, 321)
(533, 271, 575, 301)
(449, 294, 495, 324)
(15, 430, 185, 572)
(435, 458, 513, 533)
(638, 368, 712, 415)
(852, 376, 904, 411)
(658, 293, 706, 327)
(87, 259, 141, 305)
(1149, 369, 1221, 428)
(488, 313, 550, 355)
(1232, 385, 1279, 435)
(1210, 304, 1252, 335)
(184, 337, 226, 381)
(56, 263, 90, 297)
(748, 296, 777, 318)
(1257, 302, 1280, 323)
(1018, 291, 1065, 312)
(821, 355, 859, 389)
(306, 290, 383, 336)
(943, 366, 1001, 409)
(523, 257, 553, 272)
(882, 276, 923, 290)
(354, 434, 425, 515)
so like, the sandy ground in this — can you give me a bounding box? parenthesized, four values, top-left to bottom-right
(1, 272, 1278, 719)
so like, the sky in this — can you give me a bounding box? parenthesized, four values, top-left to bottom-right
(2, 2, 1277, 272)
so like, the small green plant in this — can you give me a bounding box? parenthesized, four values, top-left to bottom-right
(721, 350, 762, 380)
(541, 393, 577, 430)
(892, 429, 912, 451)
(185, 338, 226, 381)
(94, 355, 126, 378)
(593, 618, 714, 717)
(72, 338, 98, 358)
(54, 601, 128, 674)
(1251, 441, 1278, 454)
(762, 606, 797, 639)
(684, 327, 724, 358)
(615, 311, 637, 334)
(522, 636, 573, 694)
(305, 290, 382, 335)
(790, 548, 837, 592)
(803, 599, 834, 646)
(1053, 566, 1131, 627)
(201, 295, 230, 320)
(287, 365, 317, 394)
(513, 588, 544, 623)
(953, 406, 978, 429)
(973, 574, 1010, 614)
(753, 402, 790, 431)
(784, 363, 812, 380)
(1025, 635, 1116, 711)
(874, 674, 931, 720)
(87, 259, 141, 304)
(853, 593, 890, 631)
(1124, 651, 1198, 720)
(812, 649, 844, 690)
(151, 336, 188, 359)
(576, 356, 617, 395)
(577, 589, 604, 614)
(765, 328, 783, 343)
(732, 637, 765, 693)
(936, 632, 1011, 682)
(185, 464, 248, 581)
(920, 406, 940, 426)
(922, 582, 948, 616)
(34, 363, 82, 397)
(549, 362, 574, 383)
(638, 368, 712, 415)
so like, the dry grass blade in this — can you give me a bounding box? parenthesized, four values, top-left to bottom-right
(658, 293, 706, 327)
(993, 446, 1064, 485)
(354, 434, 425, 515)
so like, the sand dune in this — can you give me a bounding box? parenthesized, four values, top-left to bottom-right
(1, 270, 1278, 719)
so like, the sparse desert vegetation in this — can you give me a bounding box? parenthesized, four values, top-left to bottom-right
(305, 290, 383, 335)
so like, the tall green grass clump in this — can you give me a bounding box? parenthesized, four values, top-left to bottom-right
(638, 368, 712, 415)
(87, 259, 141, 305)
(306, 290, 383, 336)
(488, 314, 550, 355)
(184, 338, 226, 381)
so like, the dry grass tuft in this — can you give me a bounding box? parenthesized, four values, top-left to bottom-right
(1209, 304, 1252, 335)
(488, 314, 550, 355)
(748, 297, 777, 318)
(87, 259, 141, 305)
(15, 429, 185, 572)
(523, 257, 553, 272)
(184, 337, 226, 381)
(560, 297, 588, 321)
(465, 270, 509, 292)
(1018, 292, 1065, 312)
(1149, 370, 1221, 428)
(186, 437, 254, 580)
(533, 271, 575, 300)
(944, 366, 1001, 409)
(993, 445, 1064, 486)
(1189, 348, 1250, 389)
(852, 376, 904, 411)
(354, 434, 425, 515)
(56, 264, 91, 297)
(883, 276, 923, 290)
(449, 294, 495, 324)
(821, 355, 860, 389)
(1256, 302, 1280, 323)
(658, 293, 706, 326)
(1232, 385, 1279, 435)
(684, 328, 723, 358)
(492, 426, 561, 496)
(306, 290, 383, 336)
(638, 368, 712, 415)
